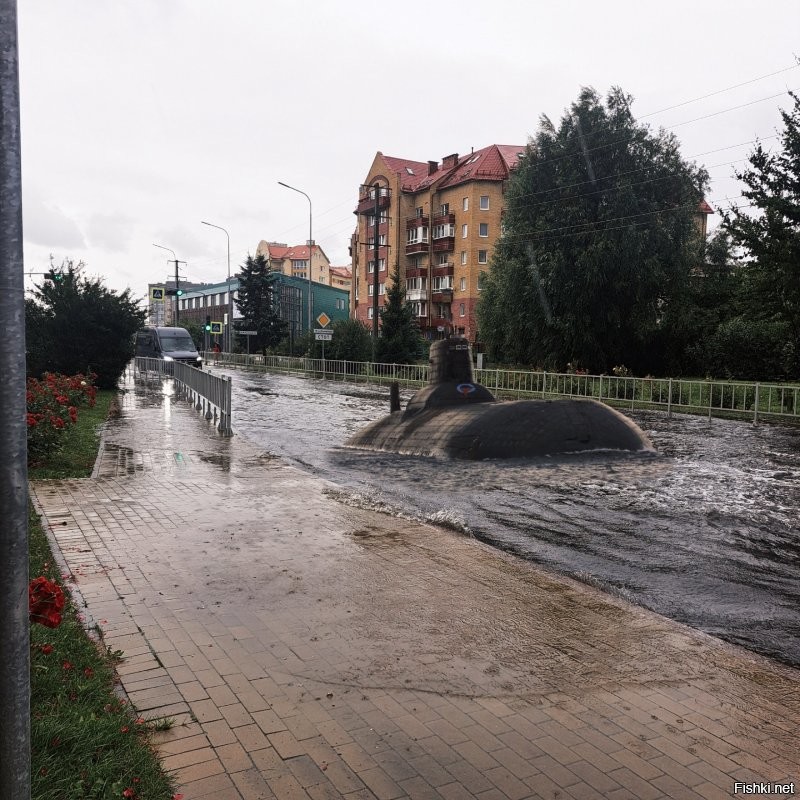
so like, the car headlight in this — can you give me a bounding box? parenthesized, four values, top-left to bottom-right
(196, 356, 202, 362)
(163, 355, 174, 362)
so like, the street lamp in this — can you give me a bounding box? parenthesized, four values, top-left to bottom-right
(277, 181, 313, 342)
(153, 243, 179, 325)
(200, 221, 232, 353)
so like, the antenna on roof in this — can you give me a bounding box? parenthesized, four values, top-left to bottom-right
(471, 146, 474, 154)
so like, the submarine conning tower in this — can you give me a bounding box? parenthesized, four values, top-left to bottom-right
(403, 337, 495, 417)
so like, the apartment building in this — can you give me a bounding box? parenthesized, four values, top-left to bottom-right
(256, 240, 331, 285)
(351, 144, 526, 343)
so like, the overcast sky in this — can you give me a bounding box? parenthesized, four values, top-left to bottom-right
(18, 1, 800, 302)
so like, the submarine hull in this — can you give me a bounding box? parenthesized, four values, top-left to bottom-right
(346, 397, 653, 459)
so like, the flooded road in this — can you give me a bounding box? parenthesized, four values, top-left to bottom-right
(222, 367, 800, 667)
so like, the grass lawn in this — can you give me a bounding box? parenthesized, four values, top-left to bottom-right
(29, 390, 177, 800)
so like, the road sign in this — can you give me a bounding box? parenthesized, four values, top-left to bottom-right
(313, 328, 332, 335)
(316, 312, 331, 328)
(315, 332, 332, 341)
(238, 330, 257, 336)
(150, 287, 165, 301)
(210, 321, 223, 334)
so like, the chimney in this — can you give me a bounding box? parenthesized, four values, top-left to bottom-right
(442, 153, 459, 169)
(428, 160, 438, 176)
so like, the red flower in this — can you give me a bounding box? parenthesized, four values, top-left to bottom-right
(41, 644, 54, 655)
(122, 789, 136, 798)
(120, 726, 129, 734)
(26, 413, 38, 427)
(83, 667, 94, 679)
(29, 577, 65, 629)
(68, 406, 78, 423)
(62, 661, 73, 671)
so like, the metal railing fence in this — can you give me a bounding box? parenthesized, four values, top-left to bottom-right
(204, 351, 799, 424)
(133, 357, 233, 435)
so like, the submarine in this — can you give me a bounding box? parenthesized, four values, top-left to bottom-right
(346, 338, 653, 459)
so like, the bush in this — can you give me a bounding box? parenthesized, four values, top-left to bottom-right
(26, 372, 96, 463)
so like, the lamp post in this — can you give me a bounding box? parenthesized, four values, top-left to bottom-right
(277, 181, 313, 342)
(200, 221, 232, 353)
(152, 243, 180, 325)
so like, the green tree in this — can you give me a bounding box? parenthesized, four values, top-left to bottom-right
(328, 318, 372, 363)
(375, 267, 423, 364)
(234, 253, 287, 355)
(26, 259, 145, 388)
(722, 91, 800, 376)
(477, 86, 708, 373)
(181, 320, 206, 352)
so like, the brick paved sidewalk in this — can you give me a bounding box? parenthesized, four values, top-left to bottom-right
(29, 377, 800, 799)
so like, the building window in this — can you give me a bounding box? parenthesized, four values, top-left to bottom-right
(478, 250, 488, 264)
(368, 284, 374, 296)
(367, 234, 387, 246)
(460, 277, 466, 291)
(462, 224, 468, 238)
(432, 276, 453, 290)
(436, 253, 448, 265)
(477, 274, 485, 292)
(415, 206, 424, 217)
(440, 203, 449, 215)
(368, 307, 374, 319)
(462, 197, 469, 211)
(460, 251, 467, 265)
(459, 303, 466, 317)
(407, 226, 428, 244)
(480, 195, 489, 210)
(433, 223, 454, 239)
(479, 223, 489, 237)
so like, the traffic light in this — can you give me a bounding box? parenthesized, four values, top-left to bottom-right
(47, 270, 64, 283)
(165, 288, 184, 297)
(205, 315, 212, 332)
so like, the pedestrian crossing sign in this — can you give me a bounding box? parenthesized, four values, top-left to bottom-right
(210, 321, 223, 334)
(150, 287, 165, 301)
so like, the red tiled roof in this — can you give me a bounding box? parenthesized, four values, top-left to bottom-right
(271, 244, 324, 261)
(381, 155, 430, 191)
(698, 199, 714, 215)
(329, 266, 352, 279)
(380, 144, 526, 193)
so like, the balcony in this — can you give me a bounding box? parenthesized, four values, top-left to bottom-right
(432, 262, 454, 275)
(406, 288, 426, 302)
(432, 288, 453, 301)
(406, 215, 429, 228)
(355, 191, 391, 216)
(405, 240, 429, 255)
(405, 266, 428, 278)
(432, 211, 455, 226)
(432, 237, 455, 253)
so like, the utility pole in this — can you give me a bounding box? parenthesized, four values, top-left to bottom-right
(0, 1, 31, 797)
(173, 259, 180, 325)
(372, 182, 381, 356)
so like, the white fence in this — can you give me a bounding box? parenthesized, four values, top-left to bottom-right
(204, 351, 799, 424)
(133, 357, 233, 435)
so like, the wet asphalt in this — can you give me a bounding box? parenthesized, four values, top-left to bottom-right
(28, 370, 800, 799)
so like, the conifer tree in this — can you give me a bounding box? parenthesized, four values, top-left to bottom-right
(234, 253, 287, 355)
(375, 267, 423, 364)
(722, 91, 800, 375)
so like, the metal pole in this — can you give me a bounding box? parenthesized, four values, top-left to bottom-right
(277, 182, 313, 346)
(200, 221, 231, 353)
(173, 259, 180, 325)
(0, 1, 31, 796)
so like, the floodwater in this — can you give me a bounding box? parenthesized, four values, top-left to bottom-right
(223, 368, 800, 667)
